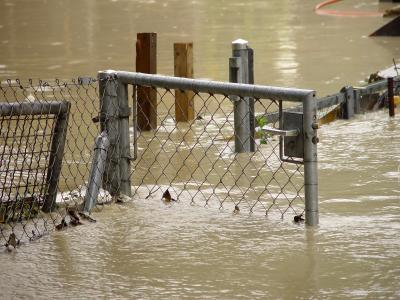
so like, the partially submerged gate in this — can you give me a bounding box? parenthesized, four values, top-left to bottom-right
(0, 100, 70, 221)
(0, 72, 319, 249)
(97, 71, 319, 225)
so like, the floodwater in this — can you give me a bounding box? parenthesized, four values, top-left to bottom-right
(1, 0, 400, 299)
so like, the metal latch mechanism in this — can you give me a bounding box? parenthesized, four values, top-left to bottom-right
(262, 127, 299, 137)
(263, 111, 304, 163)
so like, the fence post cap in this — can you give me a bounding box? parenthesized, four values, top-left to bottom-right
(98, 70, 117, 80)
(232, 39, 248, 50)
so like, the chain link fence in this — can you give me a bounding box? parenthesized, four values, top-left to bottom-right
(130, 82, 306, 214)
(0, 73, 318, 249)
(0, 78, 110, 249)
(101, 71, 318, 222)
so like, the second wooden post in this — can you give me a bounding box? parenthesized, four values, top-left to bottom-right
(174, 43, 194, 122)
(136, 32, 157, 130)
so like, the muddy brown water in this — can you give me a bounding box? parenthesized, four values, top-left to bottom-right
(1, 0, 400, 299)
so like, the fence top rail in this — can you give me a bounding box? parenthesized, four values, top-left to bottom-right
(0, 101, 70, 117)
(99, 70, 315, 102)
(356, 76, 400, 96)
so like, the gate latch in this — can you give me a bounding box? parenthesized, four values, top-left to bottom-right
(263, 111, 304, 161)
(262, 127, 299, 137)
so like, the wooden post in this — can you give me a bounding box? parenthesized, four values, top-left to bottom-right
(174, 43, 194, 122)
(136, 33, 157, 130)
(388, 77, 395, 117)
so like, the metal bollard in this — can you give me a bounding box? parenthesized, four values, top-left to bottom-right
(83, 132, 110, 213)
(388, 77, 395, 117)
(340, 86, 355, 119)
(229, 39, 255, 153)
(303, 92, 319, 226)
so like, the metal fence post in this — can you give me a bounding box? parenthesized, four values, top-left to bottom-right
(132, 85, 138, 161)
(83, 132, 110, 213)
(340, 86, 355, 119)
(388, 77, 395, 117)
(230, 38, 255, 153)
(353, 89, 361, 114)
(98, 70, 120, 196)
(117, 82, 132, 197)
(303, 92, 319, 226)
(42, 101, 71, 213)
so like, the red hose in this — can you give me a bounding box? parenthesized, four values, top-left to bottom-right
(315, 0, 383, 17)
(315, 0, 340, 10)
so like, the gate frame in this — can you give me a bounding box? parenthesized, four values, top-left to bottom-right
(98, 70, 319, 225)
(0, 101, 70, 213)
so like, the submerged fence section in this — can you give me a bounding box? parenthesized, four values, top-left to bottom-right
(267, 75, 400, 126)
(0, 72, 319, 248)
(1, 32, 398, 249)
(0, 78, 108, 248)
(98, 71, 318, 224)
(1, 70, 397, 248)
(0, 100, 70, 217)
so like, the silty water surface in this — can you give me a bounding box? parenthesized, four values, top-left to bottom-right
(0, 0, 399, 298)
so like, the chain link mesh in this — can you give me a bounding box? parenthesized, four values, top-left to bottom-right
(0, 76, 306, 249)
(131, 82, 305, 217)
(0, 78, 108, 249)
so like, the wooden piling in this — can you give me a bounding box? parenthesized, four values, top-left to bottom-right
(174, 43, 194, 122)
(388, 77, 395, 117)
(136, 32, 157, 130)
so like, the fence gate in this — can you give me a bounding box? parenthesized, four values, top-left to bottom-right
(97, 71, 319, 225)
(0, 78, 105, 248)
(0, 98, 70, 244)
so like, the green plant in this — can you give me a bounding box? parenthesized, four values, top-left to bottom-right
(255, 115, 270, 144)
(255, 115, 267, 128)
